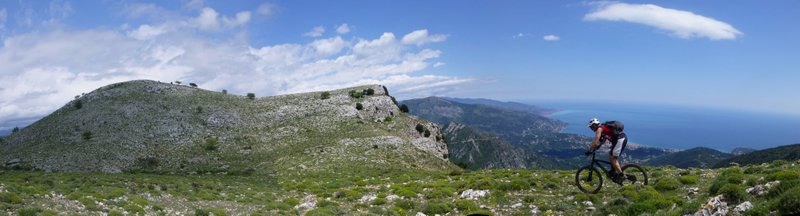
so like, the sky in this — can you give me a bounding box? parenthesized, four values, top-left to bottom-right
(1, 0, 799, 130)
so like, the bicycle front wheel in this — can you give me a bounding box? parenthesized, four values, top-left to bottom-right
(575, 165, 603, 194)
(621, 164, 648, 186)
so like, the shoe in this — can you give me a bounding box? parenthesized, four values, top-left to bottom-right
(612, 173, 625, 185)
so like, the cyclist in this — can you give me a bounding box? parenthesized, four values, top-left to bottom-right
(585, 118, 628, 185)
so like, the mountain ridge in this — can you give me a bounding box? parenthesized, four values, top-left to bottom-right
(0, 80, 455, 175)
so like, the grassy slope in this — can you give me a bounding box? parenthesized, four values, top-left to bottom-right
(714, 144, 800, 168)
(1, 159, 799, 215)
(645, 147, 733, 169)
(0, 80, 454, 175)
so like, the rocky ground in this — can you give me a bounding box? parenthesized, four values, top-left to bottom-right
(1, 159, 799, 215)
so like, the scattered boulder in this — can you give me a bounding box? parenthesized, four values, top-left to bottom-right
(746, 180, 780, 196)
(460, 189, 490, 200)
(416, 212, 427, 216)
(386, 195, 400, 201)
(510, 203, 523, 209)
(733, 201, 753, 214)
(530, 205, 539, 215)
(5, 158, 20, 166)
(582, 201, 594, 206)
(358, 194, 377, 204)
(694, 195, 727, 216)
(688, 187, 701, 195)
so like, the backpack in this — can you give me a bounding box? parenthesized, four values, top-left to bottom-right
(602, 121, 624, 136)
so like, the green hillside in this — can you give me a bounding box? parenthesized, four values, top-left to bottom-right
(646, 147, 733, 168)
(0, 80, 454, 175)
(714, 144, 800, 168)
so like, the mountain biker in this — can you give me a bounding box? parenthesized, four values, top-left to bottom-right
(585, 118, 628, 185)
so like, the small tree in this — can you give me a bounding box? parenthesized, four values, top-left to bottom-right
(189, 83, 198, 88)
(12, 127, 19, 133)
(348, 90, 363, 98)
(195, 106, 203, 113)
(399, 104, 409, 113)
(424, 129, 431, 137)
(321, 92, 331, 99)
(247, 93, 255, 100)
(415, 124, 425, 134)
(82, 130, 93, 140)
(74, 100, 83, 109)
(356, 103, 363, 110)
(175, 81, 182, 85)
(390, 96, 398, 105)
(204, 137, 219, 151)
(222, 89, 228, 95)
(364, 88, 375, 95)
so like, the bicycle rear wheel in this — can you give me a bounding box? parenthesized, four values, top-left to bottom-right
(621, 164, 648, 186)
(575, 165, 603, 194)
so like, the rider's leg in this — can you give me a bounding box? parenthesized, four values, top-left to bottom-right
(610, 155, 622, 174)
(610, 136, 627, 174)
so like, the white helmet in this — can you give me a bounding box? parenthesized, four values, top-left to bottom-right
(587, 118, 600, 127)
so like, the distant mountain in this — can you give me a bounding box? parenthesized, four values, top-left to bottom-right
(645, 147, 733, 168)
(443, 123, 530, 170)
(0, 80, 455, 174)
(714, 144, 800, 168)
(441, 97, 559, 115)
(730, 147, 756, 155)
(402, 97, 671, 169)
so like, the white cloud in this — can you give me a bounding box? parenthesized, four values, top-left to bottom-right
(127, 24, 168, 40)
(336, 23, 350, 34)
(190, 7, 251, 31)
(402, 29, 447, 46)
(304, 26, 325, 37)
(433, 62, 445, 67)
(257, 3, 274, 16)
(543, 34, 560, 41)
(193, 7, 220, 31)
(512, 33, 525, 39)
(585, 2, 742, 40)
(223, 11, 251, 27)
(0, 21, 469, 129)
(186, 0, 205, 10)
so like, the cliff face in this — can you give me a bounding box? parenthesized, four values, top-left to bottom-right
(0, 80, 453, 174)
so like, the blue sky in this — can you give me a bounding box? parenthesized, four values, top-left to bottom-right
(1, 0, 799, 130)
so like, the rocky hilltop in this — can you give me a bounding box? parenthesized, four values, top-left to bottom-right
(0, 80, 454, 175)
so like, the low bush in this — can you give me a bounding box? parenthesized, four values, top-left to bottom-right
(0, 192, 22, 204)
(415, 124, 425, 133)
(422, 201, 453, 215)
(766, 170, 799, 181)
(394, 188, 417, 198)
(349, 90, 363, 98)
(203, 137, 218, 151)
(399, 104, 410, 113)
(371, 198, 387, 206)
(356, 103, 363, 110)
(424, 187, 455, 199)
(655, 178, 680, 191)
(718, 184, 746, 204)
(455, 199, 478, 211)
(394, 199, 416, 210)
(320, 92, 330, 99)
(364, 88, 375, 95)
(678, 175, 699, 185)
(778, 187, 800, 215)
(497, 179, 530, 191)
(82, 130, 93, 140)
(246, 93, 255, 100)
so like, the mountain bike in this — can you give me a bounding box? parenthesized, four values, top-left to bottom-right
(575, 150, 648, 194)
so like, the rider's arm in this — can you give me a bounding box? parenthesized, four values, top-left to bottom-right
(589, 127, 604, 152)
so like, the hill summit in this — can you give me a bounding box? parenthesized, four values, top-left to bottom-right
(0, 80, 454, 175)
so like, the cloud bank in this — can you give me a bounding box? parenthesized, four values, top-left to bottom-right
(585, 2, 742, 40)
(0, 4, 470, 130)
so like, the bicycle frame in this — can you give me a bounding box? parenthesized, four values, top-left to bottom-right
(587, 151, 613, 176)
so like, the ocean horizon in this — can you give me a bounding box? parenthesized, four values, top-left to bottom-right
(526, 100, 800, 153)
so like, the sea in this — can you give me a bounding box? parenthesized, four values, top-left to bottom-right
(526, 101, 800, 153)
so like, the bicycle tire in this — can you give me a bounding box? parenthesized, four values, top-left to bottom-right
(575, 165, 603, 194)
(621, 164, 648, 186)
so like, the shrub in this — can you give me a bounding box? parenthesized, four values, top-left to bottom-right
(768, 179, 799, 197)
(189, 83, 197, 88)
(349, 90, 363, 98)
(108, 211, 124, 216)
(424, 187, 455, 199)
(175, 81, 182, 85)
(74, 100, 83, 109)
(195, 106, 203, 113)
(399, 104, 410, 113)
(82, 130, 93, 140)
(395, 199, 415, 210)
(371, 198, 387, 206)
(203, 137, 218, 151)
(390, 96, 398, 105)
(655, 178, 680, 191)
(719, 184, 746, 204)
(1, 192, 22, 204)
(767, 170, 799, 181)
(772, 160, 788, 167)
(283, 198, 300, 206)
(743, 201, 771, 216)
(222, 89, 227, 95)
(18, 208, 42, 216)
(317, 199, 337, 207)
(246, 93, 255, 100)
(12, 127, 19, 133)
(320, 92, 330, 99)
(497, 179, 531, 191)
(778, 187, 800, 215)
(455, 199, 478, 211)
(415, 124, 425, 133)
(422, 201, 453, 215)
(679, 175, 699, 185)
(395, 188, 417, 198)
(364, 88, 375, 95)
(423, 129, 431, 137)
(123, 204, 145, 214)
(356, 103, 363, 110)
